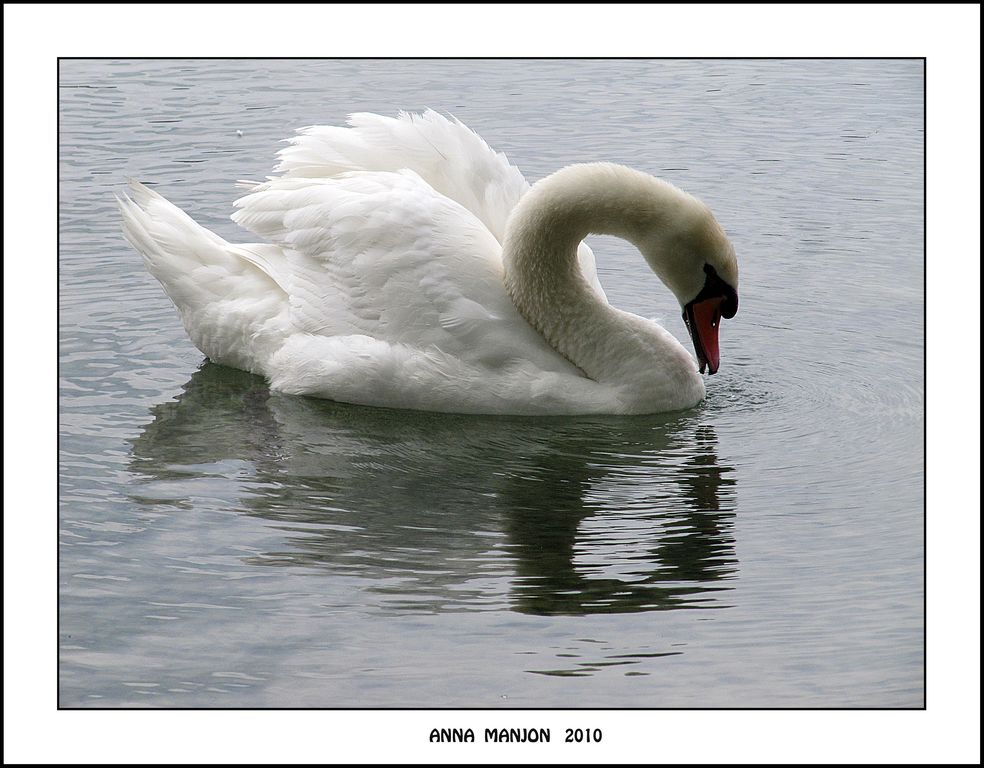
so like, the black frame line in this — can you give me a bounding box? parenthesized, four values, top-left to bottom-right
(56, 55, 928, 714)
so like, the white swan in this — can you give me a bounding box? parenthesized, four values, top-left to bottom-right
(118, 110, 738, 415)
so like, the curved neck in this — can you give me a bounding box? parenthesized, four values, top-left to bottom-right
(501, 163, 703, 390)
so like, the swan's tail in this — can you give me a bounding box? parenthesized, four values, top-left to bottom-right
(117, 180, 289, 373)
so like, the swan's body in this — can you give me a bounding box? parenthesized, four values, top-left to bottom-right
(119, 110, 738, 415)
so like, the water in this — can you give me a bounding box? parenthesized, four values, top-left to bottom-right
(59, 59, 924, 707)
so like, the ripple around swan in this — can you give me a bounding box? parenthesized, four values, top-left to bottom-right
(699, 340, 923, 521)
(705, 328, 922, 446)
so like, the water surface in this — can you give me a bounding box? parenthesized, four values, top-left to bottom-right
(59, 59, 924, 707)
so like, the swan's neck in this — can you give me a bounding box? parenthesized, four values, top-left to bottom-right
(502, 163, 708, 401)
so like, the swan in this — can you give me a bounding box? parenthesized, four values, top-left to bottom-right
(118, 110, 738, 415)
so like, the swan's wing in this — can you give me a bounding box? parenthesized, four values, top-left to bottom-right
(231, 170, 576, 374)
(275, 110, 528, 243)
(273, 110, 606, 299)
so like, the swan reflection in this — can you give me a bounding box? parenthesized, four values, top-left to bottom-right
(129, 363, 738, 616)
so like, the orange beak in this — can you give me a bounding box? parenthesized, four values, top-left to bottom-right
(683, 296, 725, 375)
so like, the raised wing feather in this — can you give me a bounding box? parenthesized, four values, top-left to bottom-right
(276, 110, 528, 243)
(272, 110, 605, 297)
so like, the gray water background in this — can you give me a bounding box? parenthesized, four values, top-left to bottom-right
(59, 59, 924, 707)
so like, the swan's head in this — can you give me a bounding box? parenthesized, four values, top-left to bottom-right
(634, 182, 739, 375)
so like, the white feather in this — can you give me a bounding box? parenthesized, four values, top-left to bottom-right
(119, 111, 738, 414)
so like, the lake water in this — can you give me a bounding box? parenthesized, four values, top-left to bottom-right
(59, 59, 924, 707)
